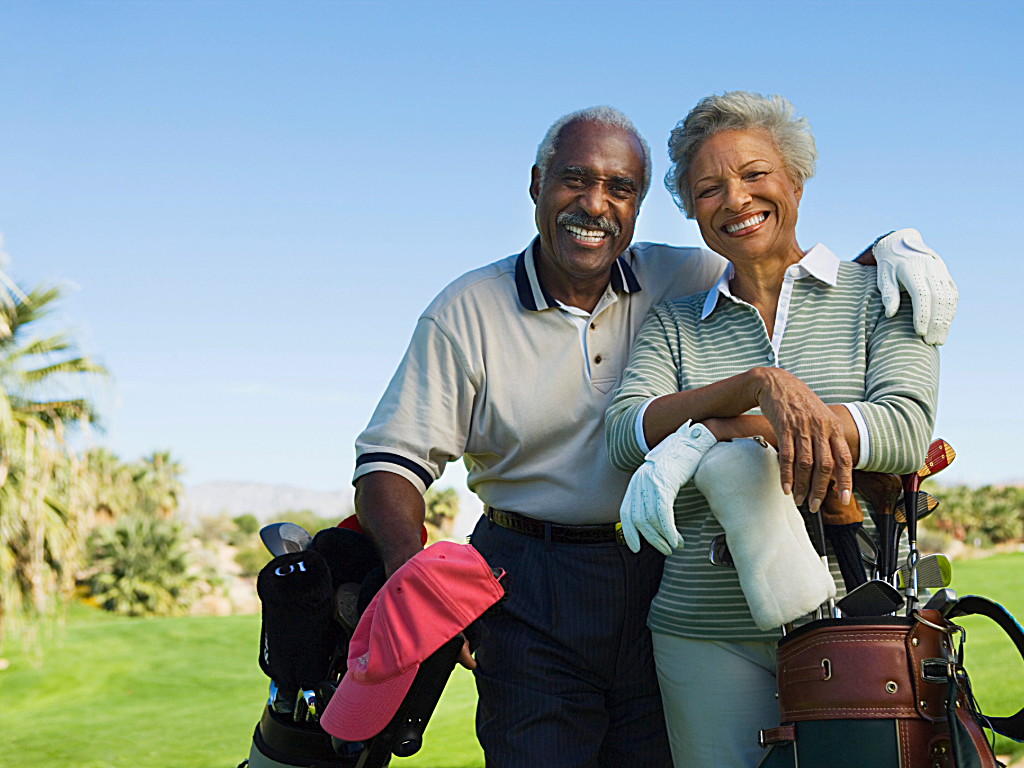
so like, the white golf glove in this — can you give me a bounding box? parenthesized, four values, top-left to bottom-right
(873, 228, 957, 346)
(619, 421, 717, 555)
(694, 438, 836, 631)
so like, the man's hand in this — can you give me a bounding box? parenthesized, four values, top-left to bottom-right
(750, 368, 853, 512)
(458, 636, 476, 670)
(872, 229, 957, 346)
(619, 421, 717, 554)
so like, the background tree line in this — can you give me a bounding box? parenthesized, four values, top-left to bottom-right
(1, 260, 1018, 641)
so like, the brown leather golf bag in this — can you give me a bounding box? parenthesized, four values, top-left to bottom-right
(758, 598, 1024, 768)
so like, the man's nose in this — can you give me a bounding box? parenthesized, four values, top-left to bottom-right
(578, 184, 610, 217)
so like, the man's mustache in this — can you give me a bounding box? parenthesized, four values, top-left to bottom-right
(556, 212, 621, 238)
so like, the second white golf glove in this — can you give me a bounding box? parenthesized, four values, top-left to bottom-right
(873, 228, 957, 346)
(619, 420, 717, 555)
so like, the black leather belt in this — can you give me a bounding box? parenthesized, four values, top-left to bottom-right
(486, 507, 625, 546)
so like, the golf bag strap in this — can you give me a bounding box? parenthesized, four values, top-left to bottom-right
(758, 725, 796, 747)
(949, 595, 1024, 741)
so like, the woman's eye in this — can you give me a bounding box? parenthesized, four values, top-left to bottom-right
(697, 186, 718, 198)
(745, 171, 766, 181)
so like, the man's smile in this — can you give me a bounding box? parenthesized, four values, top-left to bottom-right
(564, 223, 610, 245)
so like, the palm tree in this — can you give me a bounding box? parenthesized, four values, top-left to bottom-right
(0, 259, 107, 635)
(132, 451, 185, 518)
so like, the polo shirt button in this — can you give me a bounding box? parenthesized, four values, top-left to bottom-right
(590, 322, 597, 330)
(594, 355, 602, 364)
(767, 353, 775, 362)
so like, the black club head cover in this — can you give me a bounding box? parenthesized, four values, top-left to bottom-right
(310, 526, 383, 592)
(257, 549, 342, 690)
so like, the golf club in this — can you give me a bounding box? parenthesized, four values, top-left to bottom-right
(924, 588, 958, 617)
(801, 502, 834, 619)
(835, 578, 905, 617)
(896, 553, 951, 591)
(708, 533, 734, 568)
(853, 471, 901, 581)
(902, 439, 955, 615)
(260, 522, 313, 557)
(890, 492, 939, 579)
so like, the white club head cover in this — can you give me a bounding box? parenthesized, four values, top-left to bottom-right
(694, 438, 836, 631)
(873, 228, 958, 346)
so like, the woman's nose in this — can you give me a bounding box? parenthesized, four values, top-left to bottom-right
(723, 179, 752, 211)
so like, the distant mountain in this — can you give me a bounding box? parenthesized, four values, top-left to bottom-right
(181, 480, 485, 537)
(181, 482, 355, 524)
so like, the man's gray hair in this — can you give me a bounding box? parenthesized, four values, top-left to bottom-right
(664, 91, 818, 218)
(535, 106, 652, 202)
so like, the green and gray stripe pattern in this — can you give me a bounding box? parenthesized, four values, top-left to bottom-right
(606, 262, 939, 641)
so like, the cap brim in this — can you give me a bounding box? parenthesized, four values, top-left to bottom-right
(320, 661, 419, 742)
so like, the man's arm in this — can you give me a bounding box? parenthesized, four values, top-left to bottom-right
(355, 472, 426, 577)
(855, 229, 957, 346)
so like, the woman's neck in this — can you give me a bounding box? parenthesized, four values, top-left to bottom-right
(728, 242, 805, 339)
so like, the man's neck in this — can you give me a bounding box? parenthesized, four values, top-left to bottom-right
(534, 246, 614, 314)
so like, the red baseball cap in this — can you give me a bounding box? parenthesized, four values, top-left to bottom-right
(320, 541, 504, 742)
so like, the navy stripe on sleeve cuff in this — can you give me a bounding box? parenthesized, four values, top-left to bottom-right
(355, 452, 434, 489)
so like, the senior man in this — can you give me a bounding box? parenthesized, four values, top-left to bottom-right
(352, 106, 956, 767)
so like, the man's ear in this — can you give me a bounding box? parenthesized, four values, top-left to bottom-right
(794, 181, 803, 205)
(530, 165, 541, 204)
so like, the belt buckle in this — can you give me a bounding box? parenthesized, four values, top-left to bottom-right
(615, 522, 626, 546)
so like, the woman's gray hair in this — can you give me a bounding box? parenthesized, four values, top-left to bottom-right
(664, 91, 818, 218)
(535, 106, 653, 202)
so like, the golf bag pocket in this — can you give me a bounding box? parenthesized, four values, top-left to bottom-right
(759, 604, 1024, 768)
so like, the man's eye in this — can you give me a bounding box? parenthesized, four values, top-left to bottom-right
(745, 171, 766, 182)
(564, 176, 584, 187)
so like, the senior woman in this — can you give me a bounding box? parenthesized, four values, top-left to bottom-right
(604, 91, 940, 768)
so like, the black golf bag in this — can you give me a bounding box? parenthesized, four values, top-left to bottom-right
(241, 525, 506, 768)
(758, 597, 1024, 768)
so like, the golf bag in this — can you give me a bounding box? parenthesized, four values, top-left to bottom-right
(758, 597, 1024, 768)
(243, 524, 508, 768)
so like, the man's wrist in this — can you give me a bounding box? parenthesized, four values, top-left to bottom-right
(384, 542, 424, 577)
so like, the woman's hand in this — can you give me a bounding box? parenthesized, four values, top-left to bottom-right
(749, 368, 853, 512)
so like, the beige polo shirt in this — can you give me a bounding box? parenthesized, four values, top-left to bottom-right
(353, 238, 726, 525)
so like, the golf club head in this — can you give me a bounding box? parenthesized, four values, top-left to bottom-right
(260, 522, 313, 557)
(896, 554, 952, 590)
(924, 588, 958, 617)
(853, 471, 902, 518)
(856, 526, 877, 568)
(836, 579, 905, 617)
(917, 439, 955, 480)
(895, 492, 939, 524)
(709, 534, 734, 568)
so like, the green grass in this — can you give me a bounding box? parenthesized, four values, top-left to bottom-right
(0, 602, 482, 767)
(947, 552, 1024, 762)
(0, 554, 1020, 767)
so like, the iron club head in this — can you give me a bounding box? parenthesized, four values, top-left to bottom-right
(924, 588, 958, 617)
(896, 554, 952, 591)
(836, 579, 905, 617)
(709, 534, 735, 568)
(260, 522, 313, 557)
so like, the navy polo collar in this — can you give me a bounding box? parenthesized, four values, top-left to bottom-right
(515, 238, 642, 312)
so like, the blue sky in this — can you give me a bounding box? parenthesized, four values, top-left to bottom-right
(1, 1, 1021, 491)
